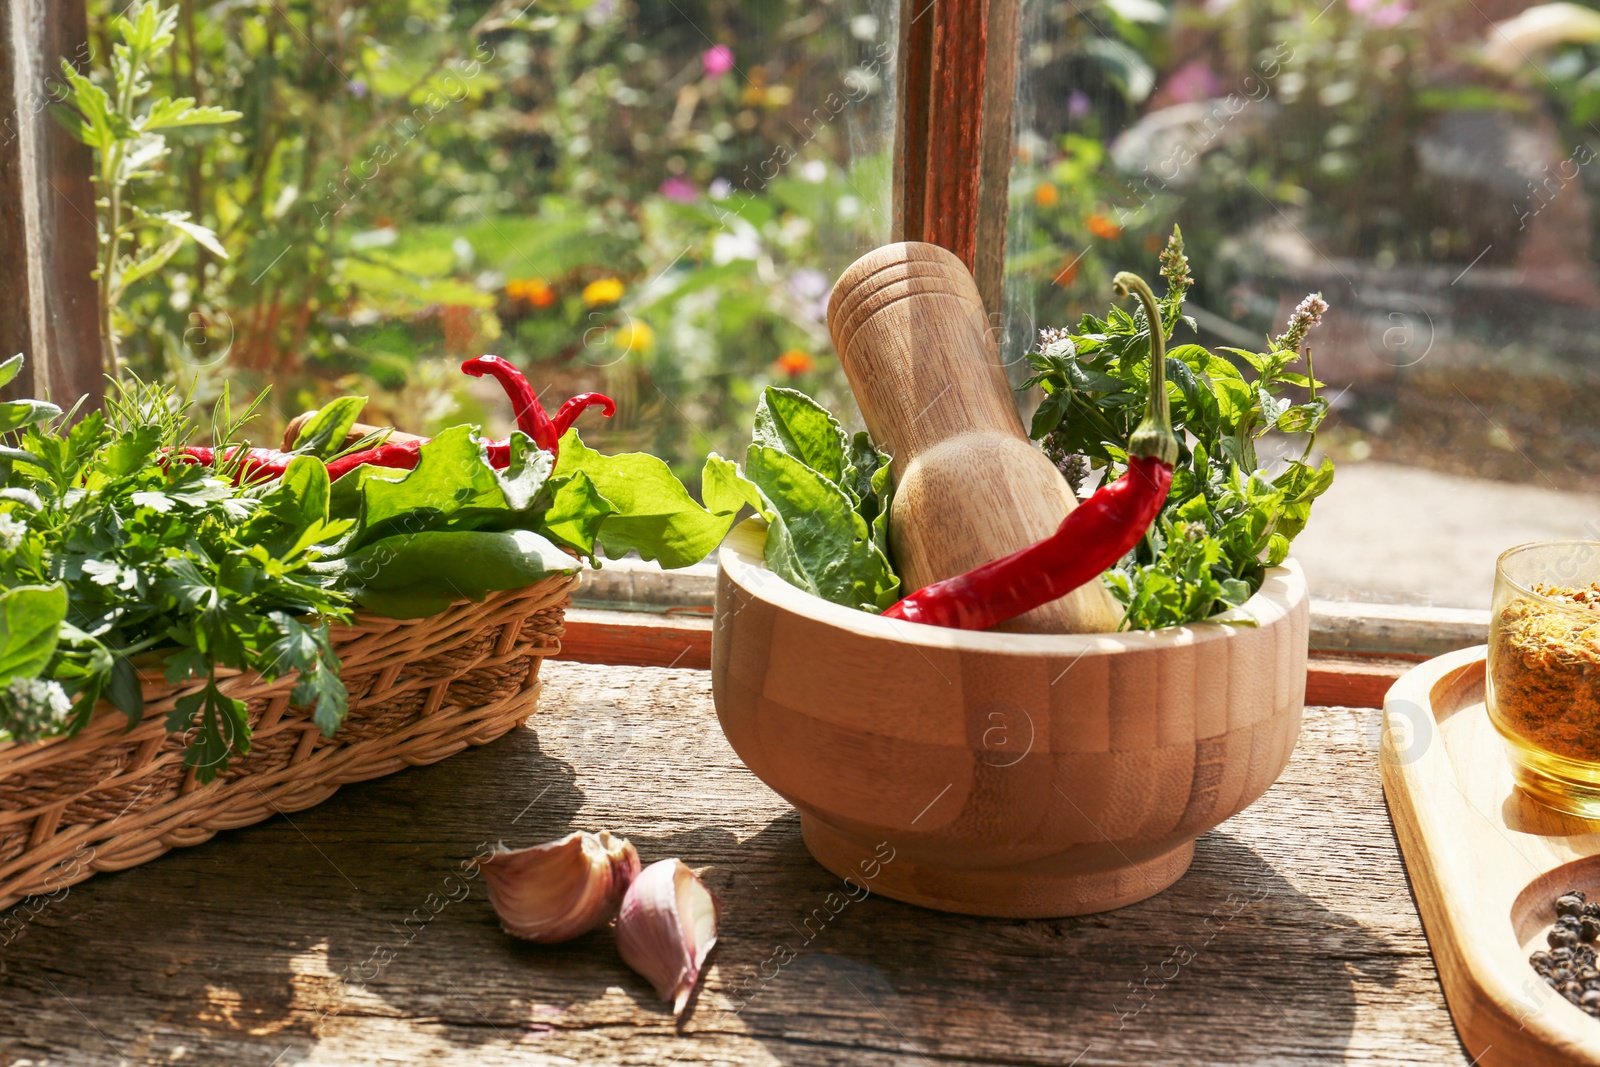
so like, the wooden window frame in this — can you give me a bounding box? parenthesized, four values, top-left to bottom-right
(0, 0, 1456, 705)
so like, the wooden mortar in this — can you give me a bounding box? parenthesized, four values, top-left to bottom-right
(712, 519, 1310, 917)
(827, 241, 1121, 634)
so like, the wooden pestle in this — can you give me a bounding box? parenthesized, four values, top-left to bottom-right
(827, 242, 1122, 634)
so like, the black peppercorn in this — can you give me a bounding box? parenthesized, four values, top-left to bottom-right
(1559, 894, 1586, 918)
(1552, 926, 1581, 950)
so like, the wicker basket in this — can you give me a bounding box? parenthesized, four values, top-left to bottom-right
(0, 572, 577, 910)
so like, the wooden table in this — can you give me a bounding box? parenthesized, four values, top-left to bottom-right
(0, 662, 1469, 1066)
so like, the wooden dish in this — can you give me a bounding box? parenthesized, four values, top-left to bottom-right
(1383, 647, 1600, 1066)
(711, 518, 1310, 917)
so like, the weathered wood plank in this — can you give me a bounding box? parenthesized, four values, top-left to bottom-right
(0, 664, 1466, 1065)
(0, 0, 102, 404)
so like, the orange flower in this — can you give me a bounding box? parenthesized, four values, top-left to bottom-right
(1034, 182, 1060, 208)
(440, 305, 475, 354)
(1086, 214, 1123, 240)
(775, 349, 814, 377)
(1052, 256, 1081, 287)
(506, 278, 557, 308)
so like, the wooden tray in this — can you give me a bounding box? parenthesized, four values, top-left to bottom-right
(1383, 646, 1600, 1066)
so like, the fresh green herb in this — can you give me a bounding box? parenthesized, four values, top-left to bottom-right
(1024, 228, 1335, 629)
(52, 0, 240, 376)
(0, 363, 350, 779)
(315, 422, 754, 616)
(719, 387, 899, 613)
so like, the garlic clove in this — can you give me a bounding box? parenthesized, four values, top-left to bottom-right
(615, 858, 720, 1016)
(481, 830, 640, 943)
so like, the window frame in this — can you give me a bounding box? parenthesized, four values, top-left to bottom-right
(0, 0, 1469, 702)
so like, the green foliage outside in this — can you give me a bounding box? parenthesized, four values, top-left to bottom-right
(77, 0, 1600, 489)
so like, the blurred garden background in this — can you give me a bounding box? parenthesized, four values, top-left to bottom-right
(91, 0, 1600, 604)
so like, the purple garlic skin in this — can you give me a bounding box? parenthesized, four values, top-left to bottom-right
(615, 858, 720, 1016)
(481, 830, 641, 943)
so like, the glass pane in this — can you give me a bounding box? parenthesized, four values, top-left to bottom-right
(1007, 0, 1600, 609)
(95, 0, 896, 483)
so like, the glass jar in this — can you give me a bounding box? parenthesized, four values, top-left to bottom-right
(1488, 540, 1600, 816)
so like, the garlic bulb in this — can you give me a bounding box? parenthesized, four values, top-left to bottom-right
(615, 858, 720, 1016)
(481, 830, 640, 943)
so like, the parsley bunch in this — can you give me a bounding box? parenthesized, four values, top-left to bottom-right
(0, 366, 351, 780)
(1023, 228, 1336, 629)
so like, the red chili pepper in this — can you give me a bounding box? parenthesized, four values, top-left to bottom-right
(323, 439, 424, 481)
(169, 445, 298, 484)
(552, 392, 616, 438)
(881, 271, 1180, 631)
(460, 355, 559, 453)
(174, 359, 614, 485)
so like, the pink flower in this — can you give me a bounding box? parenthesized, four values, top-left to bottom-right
(659, 176, 697, 203)
(1347, 0, 1410, 27)
(702, 45, 735, 80)
(1164, 60, 1222, 104)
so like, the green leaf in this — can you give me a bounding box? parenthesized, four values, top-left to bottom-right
(121, 0, 178, 53)
(703, 453, 770, 521)
(56, 64, 115, 150)
(0, 399, 63, 433)
(1276, 398, 1330, 434)
(244, 455, 332, 556)
(50, 104, 92, 146)
(99, 424, 163, 478)
(350, 426, 508, 549)
(141, 97, 242, 131)
(343, 529, 578, 603)
(1265, 532, 1290, 567)
(538, 470, 615, 558)
(494, 432, 554, 512)
(845, 431, 891, 525)
(1213, 378, 1254, 432)
(155, 211, 228, 258)
(166, 680, 249, 783)
(745, 445, 899, 612)
(752, 386, 849, 484)
(1220, 346, 1270, 373)
(553, 430, 745, 569)
(118, 235, 186, 289)
(107, 655, 143, 724)
(290, 395, 367, 457)
(0, 353, 25, 390)
(0, 584, 67, 680)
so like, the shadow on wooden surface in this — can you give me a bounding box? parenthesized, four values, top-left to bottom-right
(0, 665, 1465, 1066)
